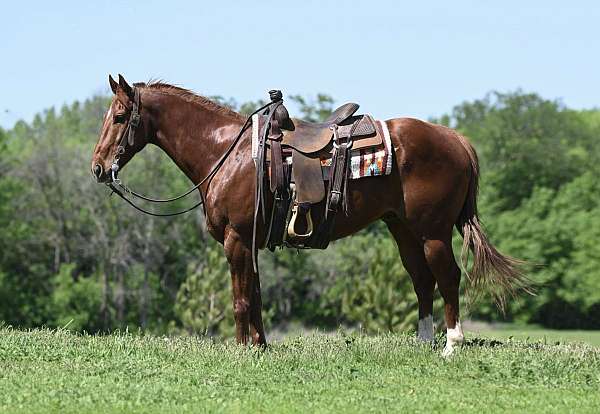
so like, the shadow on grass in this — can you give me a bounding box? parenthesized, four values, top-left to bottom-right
(430, 332, 504, 349)
(462, 337, 504, 348)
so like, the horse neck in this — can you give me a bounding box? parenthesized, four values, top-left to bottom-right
(144, 90, 245, 184)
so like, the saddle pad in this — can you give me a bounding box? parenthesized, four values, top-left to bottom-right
(252, 116, 393, 179)
(321, 120, 393, 179)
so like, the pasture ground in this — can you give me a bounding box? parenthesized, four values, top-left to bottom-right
(467, 323, 600, 347)
(0, 328, 599, 413)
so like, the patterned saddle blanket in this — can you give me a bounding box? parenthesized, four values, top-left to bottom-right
(252, 116, 393, 179)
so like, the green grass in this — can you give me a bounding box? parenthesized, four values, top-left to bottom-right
(1, 328, 599, 413)
(467, 325, 600, 347)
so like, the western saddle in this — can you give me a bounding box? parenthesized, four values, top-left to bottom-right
(253, 90, 382, 253)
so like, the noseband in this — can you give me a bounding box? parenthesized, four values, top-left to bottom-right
(105, 86, 278, 217)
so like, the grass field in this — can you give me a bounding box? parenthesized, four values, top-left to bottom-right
(1, 328, 599, 413)
(467, 324, 600, 347)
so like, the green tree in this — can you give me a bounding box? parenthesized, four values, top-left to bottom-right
(452, 91, 596, 211)
(50, 264, 103, 331)
(174, 240, 232, 336)
(289, 94, 335, 122)
(3, 88, 599, 335)
(326, 234, 419, 332)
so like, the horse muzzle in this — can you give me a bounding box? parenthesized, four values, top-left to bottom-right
(92, 163, 109, 183)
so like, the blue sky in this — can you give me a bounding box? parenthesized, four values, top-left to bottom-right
(1, 1, 598, 128)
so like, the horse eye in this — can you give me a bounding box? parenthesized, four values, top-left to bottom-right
(113, 113, 127, 124)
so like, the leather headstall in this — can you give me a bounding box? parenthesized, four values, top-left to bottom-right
(111, 86, 141, 178)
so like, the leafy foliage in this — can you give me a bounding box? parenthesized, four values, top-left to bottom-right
(289, 94, 335, 123)
(451, 91, 597, 211)
(174, 240, 233, 336)
(0, 89, 599, 336)
(449, 92, 600, 327)
(325, 234, 418, 333)
(50, 263, 103, 331)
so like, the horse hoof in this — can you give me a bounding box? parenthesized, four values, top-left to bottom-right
(441, 345, 456, 358)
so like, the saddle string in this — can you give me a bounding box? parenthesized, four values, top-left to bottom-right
(107, 90, 276, 217)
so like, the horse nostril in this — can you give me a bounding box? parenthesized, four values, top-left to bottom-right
(93, 164, 103, 179)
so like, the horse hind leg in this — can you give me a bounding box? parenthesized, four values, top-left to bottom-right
(385, 219, 436, 342)
(422, 237, 464, 356)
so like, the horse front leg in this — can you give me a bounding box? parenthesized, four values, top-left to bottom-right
(224, 226, 267, 346)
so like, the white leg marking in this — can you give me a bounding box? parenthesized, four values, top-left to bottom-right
(442, 320, 464, 357)
(417, 315, 434, 342)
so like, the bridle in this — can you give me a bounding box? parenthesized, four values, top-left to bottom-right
(105, 86, 277, 217)
(110, 87, 141, 183)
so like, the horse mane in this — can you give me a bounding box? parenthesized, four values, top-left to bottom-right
(136, 80, 244, 121)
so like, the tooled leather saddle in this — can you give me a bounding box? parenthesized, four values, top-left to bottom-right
(252, 90, 383, 254)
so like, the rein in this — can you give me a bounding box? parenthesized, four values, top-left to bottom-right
(106, 86, 277, 217)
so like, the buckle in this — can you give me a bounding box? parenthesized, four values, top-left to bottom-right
(130, 112, 141, 127)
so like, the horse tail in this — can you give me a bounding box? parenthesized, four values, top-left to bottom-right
(454, 133, 532, 309)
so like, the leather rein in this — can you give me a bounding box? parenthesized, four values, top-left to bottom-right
(106, 86, 276, 217)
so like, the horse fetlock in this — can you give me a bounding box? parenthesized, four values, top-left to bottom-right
(417, 315, 434, 342)
(442, 321, 464, 357)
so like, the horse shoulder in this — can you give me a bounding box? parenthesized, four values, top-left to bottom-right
(204, 135, 256, 245)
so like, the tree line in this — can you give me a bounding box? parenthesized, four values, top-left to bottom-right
(0, 90, 598, 335)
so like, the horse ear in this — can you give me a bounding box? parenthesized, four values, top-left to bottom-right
(109, 74, 118, 94)
(118, 74, 134, 99)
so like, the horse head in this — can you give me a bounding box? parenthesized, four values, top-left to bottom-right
(91, 74, 151, 183)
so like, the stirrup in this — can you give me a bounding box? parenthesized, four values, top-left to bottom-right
(287, 204, 313, 239)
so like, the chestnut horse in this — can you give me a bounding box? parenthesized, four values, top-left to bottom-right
(91, 75, 527, 355)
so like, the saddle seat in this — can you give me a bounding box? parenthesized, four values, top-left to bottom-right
(274, 103, 382, 207)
